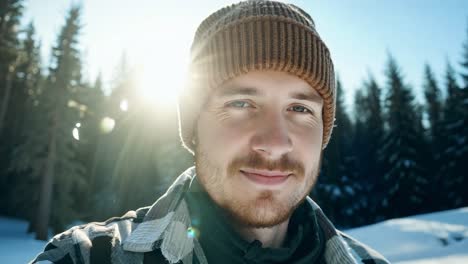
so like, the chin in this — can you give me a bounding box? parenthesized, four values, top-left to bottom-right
(221, 190, 299, 228)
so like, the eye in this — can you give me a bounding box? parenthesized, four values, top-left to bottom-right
(288, 105, 313, 114)
(226, 100, 252, 108)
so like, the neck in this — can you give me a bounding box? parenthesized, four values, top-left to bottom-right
(231, 218, 290, 248)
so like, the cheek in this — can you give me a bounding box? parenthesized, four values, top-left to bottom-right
(289, 122, 323, 166)
(290, 118, 323, 146)
(197, 112, 252, 158)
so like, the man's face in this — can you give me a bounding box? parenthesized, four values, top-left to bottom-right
(195, 71, 324, 228)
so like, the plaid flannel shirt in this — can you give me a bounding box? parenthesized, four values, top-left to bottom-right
(31, 167, 390, 264)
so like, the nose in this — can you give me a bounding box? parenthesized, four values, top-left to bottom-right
(250, 111, 293, 159)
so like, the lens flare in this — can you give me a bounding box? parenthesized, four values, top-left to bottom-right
(186, 227, 199, 239)
(100, 117, 116, 134)
(72, 127, 80, 140)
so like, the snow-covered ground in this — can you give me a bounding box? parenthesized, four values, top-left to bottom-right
(0, 207, 467, 263)
(0, 217, 48, 264)
(347, 207, 468, 263)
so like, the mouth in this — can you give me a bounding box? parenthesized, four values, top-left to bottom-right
(240, 168, 291, 186)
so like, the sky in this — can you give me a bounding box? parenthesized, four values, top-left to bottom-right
(21, 0, 468, 110)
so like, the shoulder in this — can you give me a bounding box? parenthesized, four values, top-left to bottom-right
(338, 230, 391, 264)
(30, 207, 150, 264)
(30, 168, 197, 264)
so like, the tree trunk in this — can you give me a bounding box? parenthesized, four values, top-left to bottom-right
(27, 217, 37, 234)
(35, 112, 57, 241)
(87, 133, 101, 213)
(0, 65, 15, 137)
(27, 199, 39, 234)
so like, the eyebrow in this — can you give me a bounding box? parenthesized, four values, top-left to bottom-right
(214, 86, 260, 97)
(289, 91, 323, 104)
(214, 85, 322, 104)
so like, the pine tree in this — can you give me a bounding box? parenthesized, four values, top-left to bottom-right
(0, 0, 23, 86)
(87, 54, 193, 220)
(85, 73, 105, 184)
(353, 74, 385, 223)
(423, 64, 443, 143)
(0, 0, 24, 137)
(3, 21, 43, 230)
(71, 73, 106, 218)
(461, 21, 468, 89)
(8, 22, 42, 143)
(316, 77, 361, 227)
(422, 64, 445, 210)
(109, 72, 161, 214)
(87, 55, 138, 219)
(9, 6, 87, 240)
(457, 22, 468, 205)
(379, 54, 429, 219)
(439, 62, 467, 208)
(0, 1, 24, 199)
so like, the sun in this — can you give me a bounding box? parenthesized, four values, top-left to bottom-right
(125, 19, 193, 111)
(136, 57, 188, 109)
(93, 9, 198, 112)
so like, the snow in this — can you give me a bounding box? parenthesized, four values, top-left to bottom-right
(347, 207, 468, 263)
(0, 217, 47, 264)
(0, 207, 467, 263)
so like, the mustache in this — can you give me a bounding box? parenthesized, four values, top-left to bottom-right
(228, 151, 305, 176)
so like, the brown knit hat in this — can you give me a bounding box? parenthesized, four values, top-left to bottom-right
(178, 0, 336, 154)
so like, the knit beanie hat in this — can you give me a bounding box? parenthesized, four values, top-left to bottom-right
(178, 0, 336, 154)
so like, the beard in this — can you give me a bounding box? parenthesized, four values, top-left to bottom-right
(195, 146, 322, 228)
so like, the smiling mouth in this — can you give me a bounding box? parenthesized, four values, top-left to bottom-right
(240, 169, 291, 185)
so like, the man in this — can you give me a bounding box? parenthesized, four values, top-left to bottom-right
(32, 1, 389, 263)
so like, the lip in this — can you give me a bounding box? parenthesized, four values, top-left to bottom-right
(240, 169, 291, 186)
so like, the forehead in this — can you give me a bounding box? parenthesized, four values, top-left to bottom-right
(213, 71, 322, 103)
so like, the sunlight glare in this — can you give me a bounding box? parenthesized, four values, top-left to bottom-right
(135, 56, 188, 109)
(124, 17, 192, 110)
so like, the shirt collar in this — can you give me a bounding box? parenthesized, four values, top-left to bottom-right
(123, 167, 196, 260)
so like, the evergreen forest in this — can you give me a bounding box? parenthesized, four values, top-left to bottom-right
(1, 2, 467, 240)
